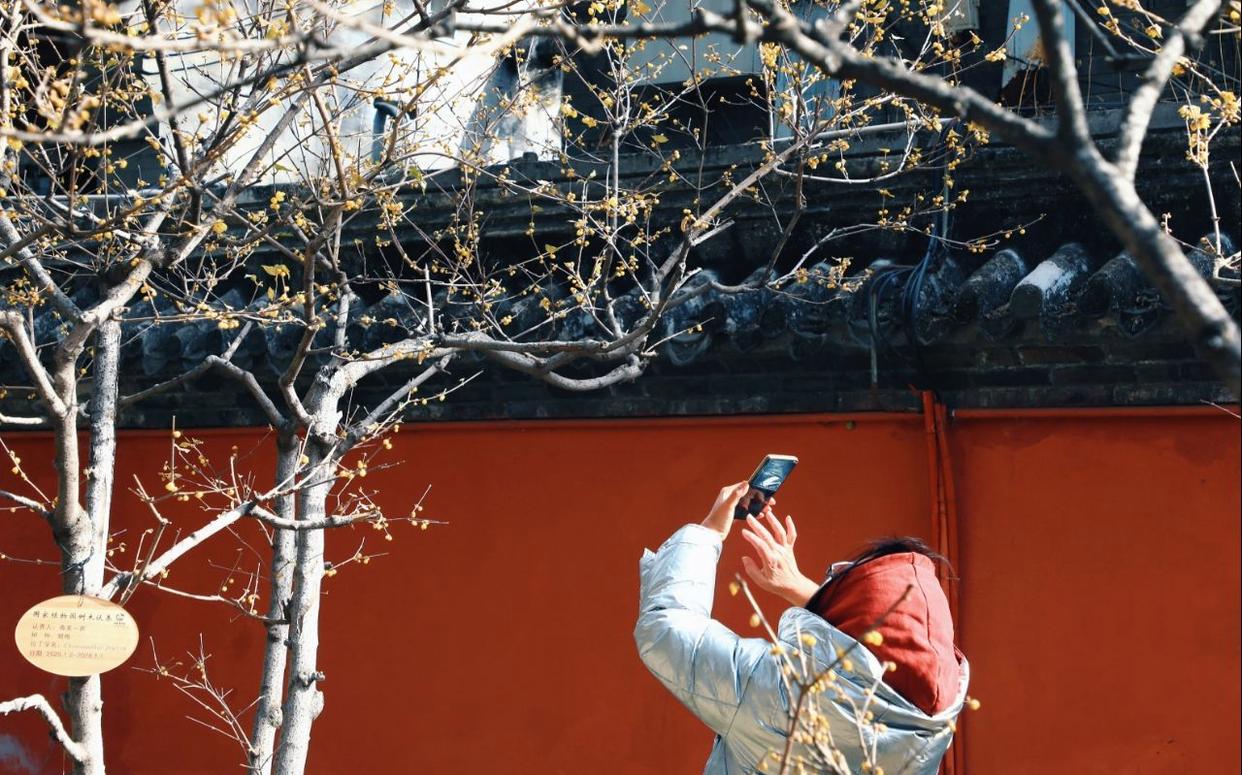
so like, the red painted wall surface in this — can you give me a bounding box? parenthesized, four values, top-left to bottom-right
(1, 411, 1238, 774)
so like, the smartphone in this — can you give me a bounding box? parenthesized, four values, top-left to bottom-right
(733, 454, 799, 519)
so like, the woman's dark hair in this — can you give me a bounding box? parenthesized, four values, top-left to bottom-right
(804, 536, 953, 613)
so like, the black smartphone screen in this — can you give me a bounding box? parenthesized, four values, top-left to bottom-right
(751, 457, 797, 492)
(733, 455, 798, 519)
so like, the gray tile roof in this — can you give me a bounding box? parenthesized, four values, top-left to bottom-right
(1, 236, 1236, 386)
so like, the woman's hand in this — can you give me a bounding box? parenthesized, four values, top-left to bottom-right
(740, 512, 821, 607)
(700, 482, 750, 540)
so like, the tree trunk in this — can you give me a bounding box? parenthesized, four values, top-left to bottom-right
(248, 437, 299, 775)
(62, 319, 121, 775)
(270, 441, 331, 775)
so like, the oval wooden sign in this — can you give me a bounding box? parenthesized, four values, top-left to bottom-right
(13, 595, 140, 677)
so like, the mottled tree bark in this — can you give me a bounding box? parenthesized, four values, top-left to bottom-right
(270, 444, 331, 775)
(248, 438, 299, 775)
(271, 370, 348, 775)
(63, 319, 122, 775)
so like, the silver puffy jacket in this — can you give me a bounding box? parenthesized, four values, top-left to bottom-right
(635, 524, 969, 775)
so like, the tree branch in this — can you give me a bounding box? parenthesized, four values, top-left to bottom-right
(1063, 150, 1241, 396)
(0, 412, 50, 427)
(1029, 0, 1092, 144)
(0, 219, 81, 321)
(0, 695, 89, 764)
(55, 246, 159, 365)
(340, 355, 455, 452)
(116, 322, 287, 427)
(1114, 0, 1222, 180)
(0, 488, 51, 517)
(481, 350, 647, 391)
(740, 0, 1057, 157)
(100, 499, 262, 600)
(0, 311, 67, 416)
(246, 504, 408, 531)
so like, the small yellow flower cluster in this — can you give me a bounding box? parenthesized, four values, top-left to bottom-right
(1179, 104, 1211, 132)
(1178, 104, 1214, 165)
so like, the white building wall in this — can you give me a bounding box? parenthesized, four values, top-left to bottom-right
(135, 0, 563, 183)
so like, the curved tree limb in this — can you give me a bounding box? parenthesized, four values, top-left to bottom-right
(1058, 146, 1241, 395)
(1029, 0, 1093, 145)
(0, 488, 51, 517)
(0, 695, 89, 764)
(0, 311, 66, 416)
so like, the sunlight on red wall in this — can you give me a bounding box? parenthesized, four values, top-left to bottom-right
(1, 412, 1237, 774)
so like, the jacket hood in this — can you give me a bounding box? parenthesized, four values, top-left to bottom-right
(810, 552, 962, 716)
(777, 606, 970, 729)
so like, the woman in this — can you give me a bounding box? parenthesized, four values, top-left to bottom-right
(635, 482, 969, 774)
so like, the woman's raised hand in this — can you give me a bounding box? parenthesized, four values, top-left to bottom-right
(740, 510, 821, 607)
(701, 481, 750, 539)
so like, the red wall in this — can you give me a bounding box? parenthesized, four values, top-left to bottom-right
(1, 410, 1238, 774)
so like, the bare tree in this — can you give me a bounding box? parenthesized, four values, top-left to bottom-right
(0, 0, 490, 769)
